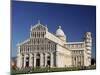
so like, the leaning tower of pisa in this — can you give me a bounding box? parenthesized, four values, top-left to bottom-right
(84, 32, 92, 66)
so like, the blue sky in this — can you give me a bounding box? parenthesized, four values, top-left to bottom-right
(11, 1, 96, 58)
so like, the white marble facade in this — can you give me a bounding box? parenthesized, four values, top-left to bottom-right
(17, 21, 92, 68)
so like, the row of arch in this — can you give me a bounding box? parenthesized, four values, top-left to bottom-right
(20, 52, 55, 68)
(72, 56, 84, 67)
(30, 32, 46, 38)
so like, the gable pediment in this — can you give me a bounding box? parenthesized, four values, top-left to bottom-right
(31, 21, 47, 31)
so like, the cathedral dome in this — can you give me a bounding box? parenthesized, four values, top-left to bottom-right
(56, 26, 65, 36)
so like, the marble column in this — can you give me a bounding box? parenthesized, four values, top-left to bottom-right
(74, 56, 76, 66)
(56, 52, 58, 67)
(34, 53, 36, 67)
(29, 53, 33, 67)
(24, 54, 26, 68)
(77, 56, 80, 66)
(22, 55, 24, 68)
(79, 56, 81, 66)
(75, 56, 77, 67)
(81, 56, 83, 66)
(72, 56, 74, 66)
(50, 53, 53, 67)
(40, 53, 43, 67)
(17, 53, 22, 68)
(45, 53, 47, 67)
(76, 56, 78, 67)
(17, 44, 22, 68)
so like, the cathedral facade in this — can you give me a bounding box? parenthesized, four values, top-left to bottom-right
(16, 21, 92, 68)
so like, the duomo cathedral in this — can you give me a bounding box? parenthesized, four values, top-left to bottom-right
(17, 20, 92, 68)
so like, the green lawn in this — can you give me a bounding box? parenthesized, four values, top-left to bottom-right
(11, 65, 96, 75)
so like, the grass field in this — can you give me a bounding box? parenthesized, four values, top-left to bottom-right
(11, 65, 96, 75)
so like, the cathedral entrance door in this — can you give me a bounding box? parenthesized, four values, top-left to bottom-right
(36, 53, 40, 67)
(26, 57, 29, 67)
(47, 56, 50, 67)
(36, 58, 40, 67)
